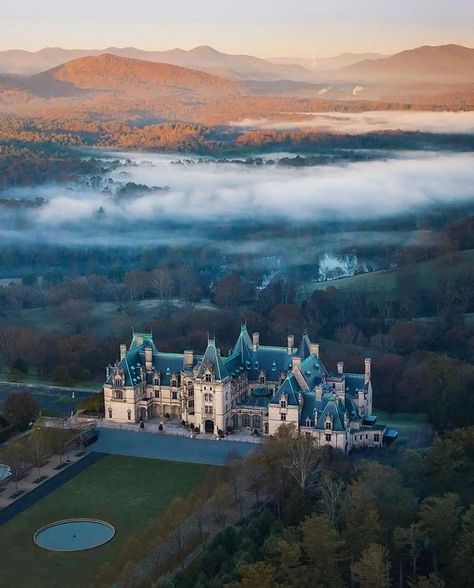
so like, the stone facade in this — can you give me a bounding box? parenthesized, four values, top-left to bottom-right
(103, 327, 392, 453)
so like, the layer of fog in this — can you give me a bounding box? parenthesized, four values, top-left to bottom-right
(1, 150, 474, 249)
(231, 111, 474, 134)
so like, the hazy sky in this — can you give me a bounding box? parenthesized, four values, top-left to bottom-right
(2, 0, 473, 57)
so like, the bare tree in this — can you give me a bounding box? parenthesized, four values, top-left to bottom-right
(276, 424, 327, 492)
(319, 473, 345, 530)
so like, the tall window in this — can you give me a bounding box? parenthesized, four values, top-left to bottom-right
(280, 400, 287, 408)
(172, 391, 178, 400)
(127, 410, 131, 421)
(325, 433, 331, 442)
(205, 373, 212, 382)
(108, 408, 112, 418)
(115, 390, 123, 400)
(281, 414, 287, 421)
(325, 421, 331, 430)
(155, 390, 160, 398)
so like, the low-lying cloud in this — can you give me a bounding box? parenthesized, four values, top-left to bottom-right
(2, 150, 474, 247)
(232, 111, 474, 134)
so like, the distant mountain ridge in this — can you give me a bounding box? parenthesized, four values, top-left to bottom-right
(269, 52, 385, 71)
(334, 44, 474, 82)
(0, 45, 315, 82)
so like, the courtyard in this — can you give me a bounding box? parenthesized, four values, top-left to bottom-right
(0, 454, 213, 588)
(91, 427, 256, 464)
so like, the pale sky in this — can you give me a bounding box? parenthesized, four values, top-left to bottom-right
(2, 0, 473, 58)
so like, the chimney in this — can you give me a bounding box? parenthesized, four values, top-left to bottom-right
(310, 343, 320, 358)
(365, 358, 372, 384)
(337, 361, 344, 375)
(252, 332, 260, 351)
(120, 344, 127, 360)
(315, 385, 323, 401)
(184, 350, 194, 369)
(287, 335, 294, 355)
(293, 356, 301, 371)
(145, 346, 153, 372)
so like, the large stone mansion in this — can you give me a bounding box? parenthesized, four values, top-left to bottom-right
(104, 326, 393, 453)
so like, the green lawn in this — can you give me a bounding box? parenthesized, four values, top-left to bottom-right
(0, 455, 212, 588)
(375, 409, 432, 448)
(300, 249, 474, 299)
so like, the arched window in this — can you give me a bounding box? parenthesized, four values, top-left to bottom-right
(127, 409, 131, 421)
(242, 414, 251, 428)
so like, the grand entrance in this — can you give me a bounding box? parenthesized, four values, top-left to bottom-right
(204, 420, 215, 434)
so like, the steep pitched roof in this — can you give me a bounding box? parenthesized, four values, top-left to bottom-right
(197, 338, 228, 380)
(296, 334, 312, 360)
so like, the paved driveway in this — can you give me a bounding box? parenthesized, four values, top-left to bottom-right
(91, 428, 256, 465)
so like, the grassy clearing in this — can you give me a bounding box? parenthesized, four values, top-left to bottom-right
(0, 455, 212, 588)
(300, 249, 474, 299)
(375, 409, 432, 448)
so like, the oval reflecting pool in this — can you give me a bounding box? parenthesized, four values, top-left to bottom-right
(34, 519, 115, 551)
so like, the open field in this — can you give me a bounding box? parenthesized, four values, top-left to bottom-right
(0, 455, 213, 588)
(375, 409, 433, 448)
(300, 249, 474, 299)
(0, 382, 98, 418)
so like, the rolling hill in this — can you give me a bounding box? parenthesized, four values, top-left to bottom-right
(335, 44, 474, 82)
(18, 54, 246, 99)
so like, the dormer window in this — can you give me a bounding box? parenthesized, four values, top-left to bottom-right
(153, 375, 160, 386)
(171, 379, 177, 388)
(280, 399, 287, 408)
(259, 375, 265, 384)
(205, 373, 212, 382)
(114, 375, 123, 387)
(325, 419, 332, 430)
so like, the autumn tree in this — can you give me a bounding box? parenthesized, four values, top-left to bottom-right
(352, 543, 391, 588)
(418, 493, 462, 573)
(2, 391, 39, 424)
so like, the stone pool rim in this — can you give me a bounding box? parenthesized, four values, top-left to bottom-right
(33, 518, 116, 552)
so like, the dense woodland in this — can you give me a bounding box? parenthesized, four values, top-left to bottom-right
(159, 425, 474, 588)
(0, 213, 473, 434)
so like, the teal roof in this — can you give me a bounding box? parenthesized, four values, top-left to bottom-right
(238, 386, 273, 409)
(197, 338, 228, 380)
(299, 391, 349, 431)
(107, 333, 201, 387)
